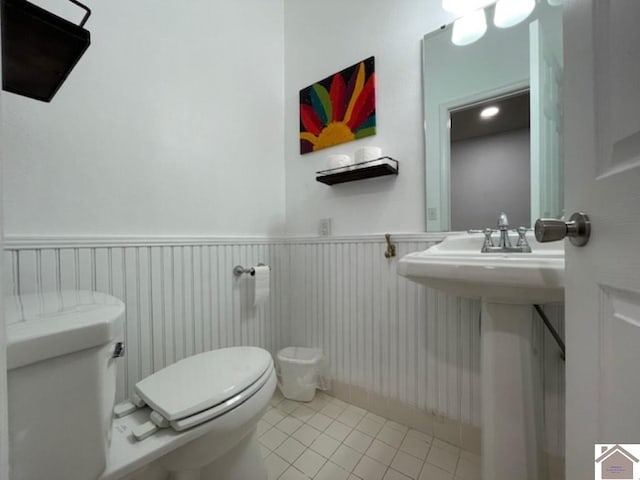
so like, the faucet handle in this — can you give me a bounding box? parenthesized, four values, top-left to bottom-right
(483, 228, 494, 246)
(515, 226, 529, 246)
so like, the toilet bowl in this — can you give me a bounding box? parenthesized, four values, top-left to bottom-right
(6, 290, 276, 480)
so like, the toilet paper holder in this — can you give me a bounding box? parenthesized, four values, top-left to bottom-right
(233, 263, 269, 277)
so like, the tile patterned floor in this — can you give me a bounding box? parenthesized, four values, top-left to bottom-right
(258, 390, 480, 480)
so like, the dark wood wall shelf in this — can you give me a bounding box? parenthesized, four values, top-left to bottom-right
(316, 157, 398, 185)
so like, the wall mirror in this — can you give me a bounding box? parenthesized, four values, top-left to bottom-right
(423, 1, 563, 232)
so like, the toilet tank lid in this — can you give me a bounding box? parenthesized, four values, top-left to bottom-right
(5, 290, 124, 370)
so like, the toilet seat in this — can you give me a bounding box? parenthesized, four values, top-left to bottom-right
(128, 346, 273, 440)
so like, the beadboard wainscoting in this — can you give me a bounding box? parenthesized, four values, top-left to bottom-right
(3, 234, 564, 459)
(289, 237, 480, 443)
(4, 237, 291, 403)
(287, 236, 564, 459)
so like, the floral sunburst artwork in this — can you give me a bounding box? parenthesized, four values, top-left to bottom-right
(299, 56, 376, 154)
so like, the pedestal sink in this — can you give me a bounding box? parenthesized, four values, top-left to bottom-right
(398, 232, 564, 480)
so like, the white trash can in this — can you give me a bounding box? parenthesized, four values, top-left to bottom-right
(276, 347, 328, 402)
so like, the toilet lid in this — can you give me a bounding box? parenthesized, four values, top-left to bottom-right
(135, 346, 273, 421)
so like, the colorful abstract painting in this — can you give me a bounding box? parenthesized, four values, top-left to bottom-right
(299, 56, 376, 154)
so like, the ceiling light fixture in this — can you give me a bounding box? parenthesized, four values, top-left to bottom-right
(451, 8, 487, 46)
(494, 0, 535, 28)
(480, 106, 500, 118)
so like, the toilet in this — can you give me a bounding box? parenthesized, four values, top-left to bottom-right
(5, 290, 276, 480)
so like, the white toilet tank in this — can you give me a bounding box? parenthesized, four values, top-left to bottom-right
(6, 290, 125, 480)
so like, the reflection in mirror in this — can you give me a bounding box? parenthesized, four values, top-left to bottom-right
(450, 90, 530, 231)
(423, 1, 563, 232)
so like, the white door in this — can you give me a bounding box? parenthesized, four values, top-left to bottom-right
(564, 1, 640, 479)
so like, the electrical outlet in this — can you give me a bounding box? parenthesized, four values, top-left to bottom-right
(319, 218, 332, 236)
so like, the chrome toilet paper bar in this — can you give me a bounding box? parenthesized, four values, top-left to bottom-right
(233, 263, 269, 277)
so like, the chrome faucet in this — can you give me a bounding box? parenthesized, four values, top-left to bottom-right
(497, 212, 511, 249)
(470, 212, 532, 253)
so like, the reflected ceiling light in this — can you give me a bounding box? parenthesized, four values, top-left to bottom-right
(547, 0, 562, 6)
(451, 9, 487, 46)
(442, 0, 495, 15)
(480, 106, 500, 118)
(494, 0, 535, 28)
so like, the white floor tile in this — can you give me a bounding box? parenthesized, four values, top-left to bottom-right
(365, 412, 387, 424)
(263, 408, 286, 425)
(400, 435, 430, 461)
(406, 429, 432, 444)
(306, 395, 331, 411)
(291, 424, 322, 446)
(278, 399, 302, 414)
(260, 427, 288, 451)
(310, 433, 341, 458)
(265, 453, 289, 480)
(391, 451, 424, 479)
(261, 392, 478, 480)
(308, 412, 333, 431)
(385, 421, 409, 434)
(325, 420, 353, 442)
(418, 463, 453, 480)
(315, 392, 331, 403)
(356, 417, 384, 437)
(383, 468, 412, 480)
(321, 402, 347, 419)
(276, 416, 304, 435)
(337, 409, 365, 428)
(330, 397, 349, 409)
(431, 439, 459, 457)
(366, 439, 398, 466)
(426, 446, 458, 474)
(353, 455, 387, 480)
(292, 405, 316, 422)
(274, 437, 306, 464)
(331, 444, 363, 472)
(278, 466, 310, 480)
(261, 445, 272, 459)
(257, 419, 271, 436)
(315, 460, 350, 480)
(293, 448, 327, 478)
(376, 425, 406, 449)
(344, 430, 374, 454)
(346, 404, 368, 417)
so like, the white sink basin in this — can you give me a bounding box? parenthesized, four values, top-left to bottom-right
(397, 232, 564, 304)
(398, 232, 565, 479)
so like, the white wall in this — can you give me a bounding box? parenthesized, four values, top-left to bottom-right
(283, 0, 455, 235)
(2, 0, 286, 236)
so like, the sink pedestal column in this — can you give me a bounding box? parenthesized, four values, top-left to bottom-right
(481, 301, 544, 480)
